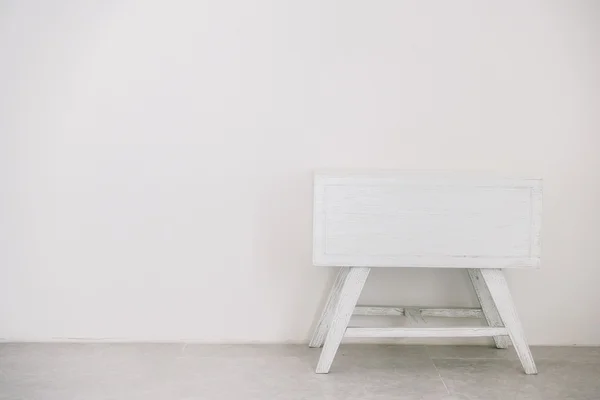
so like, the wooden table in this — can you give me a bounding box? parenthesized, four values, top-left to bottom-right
(309, 171, 542, 375)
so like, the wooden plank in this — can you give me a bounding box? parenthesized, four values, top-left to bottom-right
(468, 268, 511, 349)
(423, 308, 484, 318)
(353, 306, 484, 318)
(344, 327, 508, 338)
(309, 267, 350, 348)
(480, 269, 537, 374)
(404, 307, 425, 324)
(313, 172, 542, 268)
(316, 267, 370, 374)
(353, 306, 405, 316)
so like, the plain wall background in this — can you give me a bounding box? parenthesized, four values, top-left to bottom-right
(1, 0, 599, 344)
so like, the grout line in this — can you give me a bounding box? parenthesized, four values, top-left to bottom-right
(424, 345, 450, 395)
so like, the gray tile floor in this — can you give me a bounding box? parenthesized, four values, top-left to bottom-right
(1, 344, 599, 400)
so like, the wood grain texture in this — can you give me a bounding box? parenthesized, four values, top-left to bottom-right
(404, 307, 425, 324)
(421, 308, 484, 319)
(313, 172, 542, 268)
(353, 306, 406, 316)
(309, 267, 349, 348)
(316, 267, 370, 374)
(468, 268, 511, 349)
(480, 268, 537, 374)
(353, 306, 484, 318)
(345, 327, 508, 338)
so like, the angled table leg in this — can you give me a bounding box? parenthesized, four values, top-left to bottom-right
(480, 268, 537, 375)
(316, 267, 370, 373)
(468, 268, 511, 349)
(309, 267, 350, 348)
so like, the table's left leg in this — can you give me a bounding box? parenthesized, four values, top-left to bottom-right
(316, 267, 370, 373)
(309, 267, 350, 348)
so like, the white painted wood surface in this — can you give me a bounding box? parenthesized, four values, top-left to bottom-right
(419, 308, 483, 319)
(311, 269, 538, 374)
(468, 268, 511, 349)
(404, 307, 426, 324)
(309, 267, 349, 348)
(345, 327, 508, 338)
(353, 306, 484, 319)
(311, 172, 540, 374)
(480, 268, 537, 374)
(313, 172, 542, 268)
(316, 267, 370, 374)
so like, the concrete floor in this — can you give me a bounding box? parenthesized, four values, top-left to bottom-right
(1, 344, 599, 400)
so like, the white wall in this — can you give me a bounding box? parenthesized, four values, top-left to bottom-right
(1, 0, 599, 345)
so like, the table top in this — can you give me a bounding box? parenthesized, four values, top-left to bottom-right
(313, 171, 542, 268)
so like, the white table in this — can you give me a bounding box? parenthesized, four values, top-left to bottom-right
(309, 171, 542, 375)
